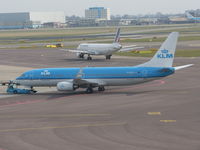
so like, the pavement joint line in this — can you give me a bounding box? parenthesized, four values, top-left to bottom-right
(147, 112, 161, 115)
(0, 113, 112, 118)
(0, 122, 127, 133)
(160, 120, 177, 123)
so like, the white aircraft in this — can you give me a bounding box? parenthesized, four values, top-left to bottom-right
(1, 32, 193, 94)
(62, 28, 141, 60)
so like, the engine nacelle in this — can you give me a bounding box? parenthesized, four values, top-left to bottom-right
(57, 82, 74, 91)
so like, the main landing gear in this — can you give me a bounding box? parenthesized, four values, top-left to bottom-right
(79, 53, 84, 59)
(87, 55, 92, 60)
(78, 53, 92, 60)
(98, 86, 105, 91)
(106, 55, 112, 60)
(85, 86, 105, 94)
(86, 87, 93, 94)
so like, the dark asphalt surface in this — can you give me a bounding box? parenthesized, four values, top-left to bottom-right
(0, 48, 199, 150)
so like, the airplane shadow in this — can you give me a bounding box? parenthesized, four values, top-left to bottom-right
(103, 90, 154, 96)
(37, 89, 156, 100)
(0, 88, 158, 101)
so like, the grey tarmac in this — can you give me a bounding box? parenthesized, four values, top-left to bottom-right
(0, 47, 199, 150)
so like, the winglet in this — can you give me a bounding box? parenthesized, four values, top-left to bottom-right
(174, 64, 194, 70)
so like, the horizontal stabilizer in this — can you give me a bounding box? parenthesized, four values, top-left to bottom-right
(174, 64, 194, 70)
(122, 45, 137, 48)
(60, 49, 77, 52)
(119, 46, 144, 52)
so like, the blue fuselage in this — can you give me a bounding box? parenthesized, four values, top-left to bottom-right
(15, 67, 175, 87)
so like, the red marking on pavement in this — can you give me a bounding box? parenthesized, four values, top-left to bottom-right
(0, 80, 165, 109)
(0, 100, 43, 109)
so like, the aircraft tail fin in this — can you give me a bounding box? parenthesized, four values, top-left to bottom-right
(186, 12, 194, 19)
(137, 32, 179, 67)
(114, 28, 121, 43)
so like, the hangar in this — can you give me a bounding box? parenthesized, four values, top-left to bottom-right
(0, 12, 65, 29)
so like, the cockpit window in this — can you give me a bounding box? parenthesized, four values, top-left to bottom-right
(21, 73, 25, 77)
(20, 73, 29, 78)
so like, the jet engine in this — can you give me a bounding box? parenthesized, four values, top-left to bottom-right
(57, 82, 75, 91)
(76, 52, 81, 57)
(76, 53, 84, 58)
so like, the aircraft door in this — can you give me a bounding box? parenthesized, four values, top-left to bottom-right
(29, 70, 34, 80)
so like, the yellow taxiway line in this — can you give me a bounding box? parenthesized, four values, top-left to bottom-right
(160, 120, 177, 123)
(0, 122, 127, 133)
(147, 112, 161, 115)
(0, 113, 111, 119)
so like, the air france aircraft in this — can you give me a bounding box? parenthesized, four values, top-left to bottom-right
(13, 32, 192, 94)
(62, 28, 140, 60)
(186, 12, 200, 21)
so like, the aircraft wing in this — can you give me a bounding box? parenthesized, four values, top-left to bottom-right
(60, 49, 94, 55)
(60, 49, 87, 53)
(71, 68, 106, 88)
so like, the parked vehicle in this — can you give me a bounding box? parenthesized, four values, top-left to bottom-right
(6, 85, 37, 94)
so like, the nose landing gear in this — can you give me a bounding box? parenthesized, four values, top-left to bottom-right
(79, 53, 84, 58)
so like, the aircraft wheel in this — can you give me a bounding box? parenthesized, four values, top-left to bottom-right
(86, 87, 93, 94)
(87, 56, 92, 60)
(98, 86, 105, 91)
(13, 90, 17, 94)
(80, 53, 84, 58)
(106, 55, 111, 59)
(30, 90, 37, 94)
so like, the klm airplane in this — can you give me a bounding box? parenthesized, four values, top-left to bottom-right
(10, 32, 193, 93)
(186, 12, 200, 21)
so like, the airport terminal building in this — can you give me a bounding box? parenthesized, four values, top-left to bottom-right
(0, 12, 65, 29)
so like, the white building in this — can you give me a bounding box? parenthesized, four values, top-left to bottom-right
(29, 12, 65, 24)
(0, 12, 65, 29)
(85, 7, 110, 20)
